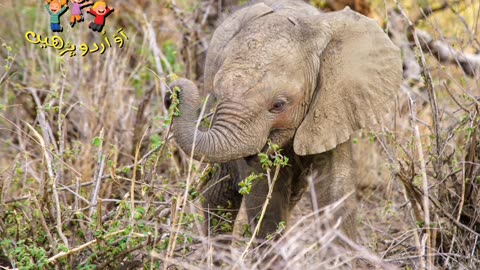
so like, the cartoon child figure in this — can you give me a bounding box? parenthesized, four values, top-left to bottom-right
(69, 0, 93, 27)
(45, 0, 68, 32)
(87, 1, 114, 32)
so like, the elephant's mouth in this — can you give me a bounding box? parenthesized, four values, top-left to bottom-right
(244, 142, 269, 166)
(245, 153, 259, 166)
(244, 128, 295, 165)
(267, 128, 296, 148)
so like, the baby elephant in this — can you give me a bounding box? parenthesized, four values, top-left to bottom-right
(168, 0, 402, 241)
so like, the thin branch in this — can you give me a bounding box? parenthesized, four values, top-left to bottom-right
(89, 128, 105, 218)
(25, 121, 69, 249)
(46, 229, 134, 264)
(164, 93, 210, 269)
(413, 1, 450, 24)
(241, 165, 281, 258)
(415, 29, 480, 78)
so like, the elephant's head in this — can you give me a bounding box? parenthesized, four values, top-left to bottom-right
(169, 2, 402, 163)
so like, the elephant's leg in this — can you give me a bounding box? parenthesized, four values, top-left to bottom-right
(244, 173, 291, 239)
(202, 163, 243, 237)
(309, 140, 357, 241)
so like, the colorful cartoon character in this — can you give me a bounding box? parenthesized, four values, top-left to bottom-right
(87, 1, 114, 32)
(69, 0, 93, 27)
(45, 0, 68, 32)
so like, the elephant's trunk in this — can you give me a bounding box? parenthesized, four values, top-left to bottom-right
(170, 79, 268, 163)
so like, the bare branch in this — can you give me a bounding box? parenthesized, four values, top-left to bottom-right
(416, 30, 480, 77)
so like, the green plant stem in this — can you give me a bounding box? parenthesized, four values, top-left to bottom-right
(241, 165, 281, 259)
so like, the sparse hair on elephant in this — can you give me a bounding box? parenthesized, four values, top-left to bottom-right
(167, 0, 402, 245)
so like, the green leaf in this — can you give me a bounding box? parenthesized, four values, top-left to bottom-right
(91, 137, 103, 147)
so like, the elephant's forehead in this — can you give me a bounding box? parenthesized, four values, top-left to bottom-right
(214, 18, 302, 98)
(225, 16, 299, 65)
(213, 60, 304, 102)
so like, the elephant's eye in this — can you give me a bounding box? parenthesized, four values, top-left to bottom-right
(270, 99, 287, 113)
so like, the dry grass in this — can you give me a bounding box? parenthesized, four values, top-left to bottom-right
(0, 0, 479, 269)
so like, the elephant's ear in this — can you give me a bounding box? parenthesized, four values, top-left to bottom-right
(203, 3, 273, 95)
(294, 8, 402, 155)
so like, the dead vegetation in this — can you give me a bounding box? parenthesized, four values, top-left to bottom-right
(0, 0, 478, 269)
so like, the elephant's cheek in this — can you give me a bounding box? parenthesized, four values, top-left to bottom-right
(272, 109, 298, 130)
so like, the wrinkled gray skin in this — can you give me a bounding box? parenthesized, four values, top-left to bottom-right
(169, 0, 402, 240)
